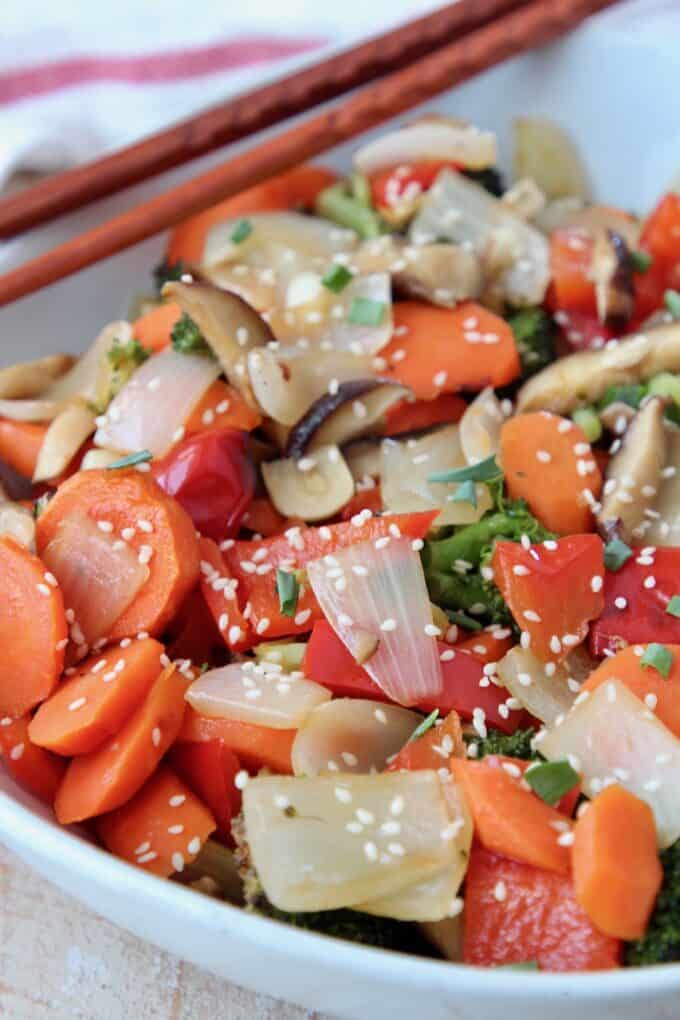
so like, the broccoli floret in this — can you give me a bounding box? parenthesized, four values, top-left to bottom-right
(597, 383, 647, 411)
(626, 839, 680, 966)
(106, 337, 150, 400)
(170, 312, 213, 356)
(464, 727, 538, 761)
(462, 166, 505, 197)
(507, 308, 556, 378)
(153, 257, 186, 294)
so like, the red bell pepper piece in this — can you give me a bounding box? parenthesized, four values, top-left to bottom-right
(492, 535, 605, 662)
(463, 846, 621, 971)
(554, 310, 614, 352)
(302, 620, 528, 734)
(339, 486, 383, 521)
(589, 547, 680, 657)
(640, 193, 680, 268)
(171, 739, 242, 844)
(0, 715, 66, 804)
(386, 711, 464, 772)
(369, 160, 461, 211)
(548, 228, 596, 316)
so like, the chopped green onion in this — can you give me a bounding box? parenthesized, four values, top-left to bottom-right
(231, 219, 253, 244)
(429, 454, 502, 485)
(648, 372, 680, 405)
(350, 172, 372, 207)
(665, 289, 680, 320)
(315, 182, 385, 239)
(276, 568, 300, 618)
(200, 662, 209, 674)
(630, 250, 652, 273)
(524, 760, 579, 806)
(666, 595, 680, 618)
(641, 642, 673, 679)
(495, 961, 540, 972)
(33, 492, 52, 519)
(571, 407, 602, 444)
(597, 383, 647, 411)
(407, 708, 439, 744)
(106, 449, 153, 470)
(348, 297, 387, 327)
(447, 479, 478, 508)
(445, 610, 483, 632)
(603, 537, 633, 572)
(322, 264, 353, 293)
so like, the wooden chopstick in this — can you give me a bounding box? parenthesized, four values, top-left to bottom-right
(0, 0, 525, 239)
(0, 0, 619, 308)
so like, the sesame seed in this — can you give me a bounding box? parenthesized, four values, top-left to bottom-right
(380, 618, 397, 632)
(36, 583, 51, 596)
(10, 743, 24, 760)
(274, 794, 290, 809)
(68, 697, 87, 711)
(167, 824, 184, 835)
(187, 837, 201, 856)
(536, 450, 551, 463)
(590, 575, 603, 593)
(138, 545, 153, 565)
(234, 770, 249, 790)
(294, 609, 311, 626)
(645, 693, 658, 710)
(134, 841, 151, 855)
(346, 821, 363, 834)
(390, 795, 405, 816)
(387, 842, 405, 856)
(644, 778, 661, 792)
(363, 841, 378, 861)
(643, 576, 656, 589)
(433, 370, 448, 388)
(342, 751, 359, 767)
(411, 538, 424, 552)
(523, 610, 541, 622)
(151, 726, 162, 747)
(97, 520, 114, 533)
(334, 787, 352, 804)
(169, 794, 186, 807)
(493, 880, 507, 902)
(549, 635, 562, 655)
(512, 564, 530, 576)
(424, 623, 442, 637)
(520, 631, 531, 649)
(136, 851, 158, 865)
(557, 831, 575, 847)
(171, 852, 185, 873)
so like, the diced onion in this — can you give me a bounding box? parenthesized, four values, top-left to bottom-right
(459, 387, 504, 465)
(496, 646, 576, 726)
(539, 680, 680, 848)
(94, 349, 220, 457)
(307, 536, 443, 706)
(291, 698, 421, 776)
(243, 771, 459, 911)
(33, 401, 96, 482)
(42, 513, 149, 646)
(354, 119, 497, 175)
(186, 662, 330, 730)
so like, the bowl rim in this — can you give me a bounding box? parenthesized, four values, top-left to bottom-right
(1, 783, 679, 997)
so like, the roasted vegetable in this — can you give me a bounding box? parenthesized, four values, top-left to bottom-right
(626, 838, 680, 965)
(107, 337, 150, 398)
(464, 726, 538, 761)
(507, 307, 556, 379)
(170, 312, 213, 356)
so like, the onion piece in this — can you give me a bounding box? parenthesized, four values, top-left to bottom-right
(350, 236, 483, 307)
(42, 513, 149, 646)
(47, 321, 131, 409)
(459, 387, 503, 465)
(203, 212, 358, 269)
(354, 119, 497, 175)
(307, 536, 442, 706)
(33, 401, 96, 482)
(94, 349, 220, 457)
(262, 444, 354, 521)
(513, 116, 591, 202)
(80, 448, 125, 471)
(539, 679, 680, 848)
(243, 770, 458, 911)
(496, 646, 576, 726)
(0, 397, 64, 422)
(186, 662, 330, 730)
(410, 169, 550, 307)
(0, 502, 36, 550)
(291, 698, 421, 777)
(0, 354, 74, 400)
(381, 424, 493, 526)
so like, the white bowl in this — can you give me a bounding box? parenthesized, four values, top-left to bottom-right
(2, 7, 680, 1018)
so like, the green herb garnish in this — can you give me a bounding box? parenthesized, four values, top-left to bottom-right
(665, 290, 680, 320)
(641, 643, 673, 679)
(429, 454, 502, 486)
(153, 257, 186, 293)
(631, 250, 652, 273)
(445, 610, 483, 632)
(525, 760, 579, 806)
(407, 708, 439, 744)
(171, 312, 213, 356)
(348, 297, 387, 327)
(603, 537, 633, 572)
(276, 568, 300, 618)
(322, 264, 353, 293)
(448, 479, 478, 508)
(106, 449, 153, 470)
(231, 219, 253, 244)
(667, 596, 680, 619)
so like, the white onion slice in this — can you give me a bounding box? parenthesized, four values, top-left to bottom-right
(307, 536, 443, 706)
(42, 513, 149, 646)
(0, 354, 74, 400)
(80, 448, 125, 471)
(496, 646, 576, 726)
(513, 116, 591, 202)
(203, 212, 358, 269)
(0, 397, 64, 422)
(291, 698, 421, 776)
(94, 349, 220, 457)
(410, 169, 550, 307)
(243, 771, 457, 911)
(47, 321, 132, 409)
(354, 119, 497, 175)
(459, 387, 504, 466)
(381, 425, 492, 526)
(33, 401, 96, 482)
(185, 662, 330, 730)
(539, 680, 680, 848)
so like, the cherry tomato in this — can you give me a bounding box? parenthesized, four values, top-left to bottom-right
(153, 428, 255, 541)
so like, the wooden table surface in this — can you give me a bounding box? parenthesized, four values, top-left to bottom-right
(0, 843, 335, 1020)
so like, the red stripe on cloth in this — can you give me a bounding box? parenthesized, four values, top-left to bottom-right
(0, 36, 326, 105)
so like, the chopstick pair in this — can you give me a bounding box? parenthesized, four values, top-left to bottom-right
(0, 0, 620, 308)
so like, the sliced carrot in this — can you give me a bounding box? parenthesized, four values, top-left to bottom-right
(572, 785, 662, 940)
(54, 663, 187, 824)
(98, 765, 215, 877)
(455, 629, 515, 665)
(0, 715, 66, 803)
(450, 757, 572, 874)
(0, 535, 67, 717)
(178, 708, 294, 775)
(29, 637, 165, 755)
(387, 711, 463, 772)
(167, 164, 338, 265)
(240, 498, 290, 538)
(382, 302, 520, 400)
(383, 393, 467, 436)
(500, 412, 602, 534)
(131, 301, 182, 353)
(582, 644, 680, 739)
(184, 379, 261, 435)
(171, 739, 241, 843)
(0, 419, 48, 478)
(463, 846, 621, 971)
(36, 469, 200, 641)
(198, 537, 253, 653)
(483, 755, 580, 818)
(339, 486, 383, 521)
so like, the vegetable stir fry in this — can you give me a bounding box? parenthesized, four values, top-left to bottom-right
(4, 113, 680, 972)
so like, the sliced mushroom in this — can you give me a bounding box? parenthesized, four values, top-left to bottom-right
(513, 116, 591, 202)
(33, 401, 97, 483)
(597, 396, 667, 543)
(261, 444, 354, 521)
(285, 380, 410, 458)
(598, 400, 637, 433)
(645, 424, 680, 547)
(351, 236, 483, 307)
(0, 354, 75, 400)
(537, 202, 641, 249)
(501, 178, 546, 221)
(247, 346, 374, 426)
(592, 229, 634, 329)
(459, 387, 503, 465)
(354, 118, 497, 175)
(343, 438, 382, 485)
